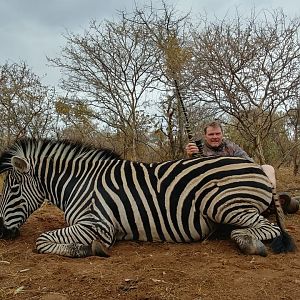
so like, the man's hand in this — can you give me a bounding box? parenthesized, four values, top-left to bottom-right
(185, 142, 199, 158)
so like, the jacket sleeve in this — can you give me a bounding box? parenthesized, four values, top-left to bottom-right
(227, 141, 254, 162)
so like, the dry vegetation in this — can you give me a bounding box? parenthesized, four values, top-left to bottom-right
(1, 167, 300, 300)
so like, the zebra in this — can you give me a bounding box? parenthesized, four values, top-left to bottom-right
(0, 138, 296, 258)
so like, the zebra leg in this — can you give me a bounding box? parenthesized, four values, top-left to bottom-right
(229, 212, 281, 257)
(36, 222, 114, 258)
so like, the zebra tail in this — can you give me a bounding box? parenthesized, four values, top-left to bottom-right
(270, 190, 297, 253)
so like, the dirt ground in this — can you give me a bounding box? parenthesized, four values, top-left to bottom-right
(1, 168, 300, 300)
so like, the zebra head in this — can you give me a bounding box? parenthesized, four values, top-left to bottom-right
(0, 141, 46, 239)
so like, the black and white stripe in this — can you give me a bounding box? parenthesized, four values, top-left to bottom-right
(0, 138, 295, 257)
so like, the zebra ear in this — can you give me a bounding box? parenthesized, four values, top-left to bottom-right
(11, 156, 30, 173)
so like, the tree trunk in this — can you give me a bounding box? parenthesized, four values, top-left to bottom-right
(254, 135, 266, 165)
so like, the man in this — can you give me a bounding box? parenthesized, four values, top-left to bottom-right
(185, 120, 299, 214)
(185, 120, 253, 161)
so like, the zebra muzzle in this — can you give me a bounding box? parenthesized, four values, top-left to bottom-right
(0, 218, 20, 239)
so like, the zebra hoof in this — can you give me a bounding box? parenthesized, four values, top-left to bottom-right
(242, 239, 267, 257)
(286, 198, 299, 214)
(234, 235, 267, 257)
(91, 240, 110, 257)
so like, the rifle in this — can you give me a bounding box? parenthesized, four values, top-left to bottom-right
(173, 78, 204, 157)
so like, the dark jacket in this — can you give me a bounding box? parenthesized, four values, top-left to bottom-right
(196, 139, 254, 162)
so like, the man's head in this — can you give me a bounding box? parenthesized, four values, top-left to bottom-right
(203, 121, 224, 148)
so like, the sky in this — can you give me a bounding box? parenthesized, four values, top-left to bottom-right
(0, 0, 299, 90)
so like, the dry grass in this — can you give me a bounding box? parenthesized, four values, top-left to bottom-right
(276, 167, 300, 195)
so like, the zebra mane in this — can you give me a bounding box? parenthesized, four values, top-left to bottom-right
(0, 137, 121, 174)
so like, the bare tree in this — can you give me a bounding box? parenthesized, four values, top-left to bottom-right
(48, 15, 161, 160)
(0, 62, 57, 149)
(49, 1, 206, 160)
(285, 98, 300, 174)
(123, 1, 200, 158)
(190, 9, 300, 164)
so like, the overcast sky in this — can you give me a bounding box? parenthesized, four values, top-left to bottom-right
(0, 0, 299, 89)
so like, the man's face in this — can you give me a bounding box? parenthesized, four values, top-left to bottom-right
(204, 126, 223, 148)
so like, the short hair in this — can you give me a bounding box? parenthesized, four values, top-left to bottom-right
(203, 120, 223, 134)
